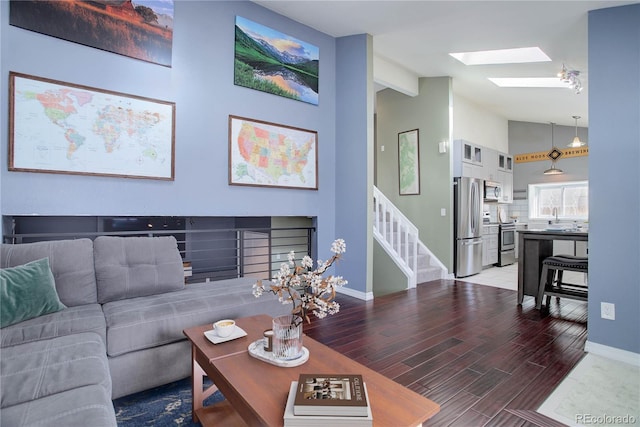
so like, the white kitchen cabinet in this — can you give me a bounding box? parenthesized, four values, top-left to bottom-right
(461, 140, 483, 165)
(497, 170, 513, 203)
(454, 140, 484, 179)
(483, 148, 498, 181)
(454, 141, 512, 189)
(482, 225, 499, 266)
(473, 145, 483, 165)
(498, 152, 513, 172)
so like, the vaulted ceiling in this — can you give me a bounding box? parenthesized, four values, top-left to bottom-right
(255, 1, 637, 126)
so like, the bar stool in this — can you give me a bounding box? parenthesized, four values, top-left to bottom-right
(536, 255, 588, 310)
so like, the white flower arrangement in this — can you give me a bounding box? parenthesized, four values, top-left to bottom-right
(253, 239, 348, 325)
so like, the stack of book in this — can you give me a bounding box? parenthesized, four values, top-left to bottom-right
(284, 374, 373, 426)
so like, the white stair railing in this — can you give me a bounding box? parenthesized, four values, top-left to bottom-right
(373, 186, 418, 288)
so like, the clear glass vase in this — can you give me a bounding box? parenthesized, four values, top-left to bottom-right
(272, 315, 303, 360)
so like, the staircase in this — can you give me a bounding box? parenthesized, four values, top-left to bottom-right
(373, 186, 449, 289)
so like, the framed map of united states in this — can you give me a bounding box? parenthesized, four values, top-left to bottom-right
(228, 115, 318, 190)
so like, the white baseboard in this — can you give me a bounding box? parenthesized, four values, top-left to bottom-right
(585, 340, 640, 367)
(336, 286, 374, 301)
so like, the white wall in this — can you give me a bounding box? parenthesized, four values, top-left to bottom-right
(453, 93, 508, 152)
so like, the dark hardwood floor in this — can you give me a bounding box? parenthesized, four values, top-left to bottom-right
(304, 279, 587, 427)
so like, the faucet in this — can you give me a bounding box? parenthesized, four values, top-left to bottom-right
(552, 207, 559, 223)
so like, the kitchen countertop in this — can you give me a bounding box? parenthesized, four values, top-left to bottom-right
(521, 229, 588, 238)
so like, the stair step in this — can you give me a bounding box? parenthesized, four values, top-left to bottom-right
(374, 195, 448, 286)
(418, 266, 443, 284)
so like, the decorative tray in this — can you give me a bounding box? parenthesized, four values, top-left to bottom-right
(247, 339, 309, 367)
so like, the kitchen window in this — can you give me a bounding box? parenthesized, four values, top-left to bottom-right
(529, 181, 589, 220)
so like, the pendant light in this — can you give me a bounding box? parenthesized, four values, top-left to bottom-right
(567, 115, 587, 147)
(543, 122, 564, 175)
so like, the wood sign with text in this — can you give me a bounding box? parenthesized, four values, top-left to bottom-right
(515, 146, 589, 163)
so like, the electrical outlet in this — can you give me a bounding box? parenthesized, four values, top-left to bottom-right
(601, 302, 615, 320)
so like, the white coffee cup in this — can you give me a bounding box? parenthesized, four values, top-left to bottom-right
(214, 319, 236, 338)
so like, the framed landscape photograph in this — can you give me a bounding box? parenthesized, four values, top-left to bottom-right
(398, 129, 420, 195)
(9, 72, 176, 180)
(228, 115, 318, 190)
(234, 16, 319, 105)
(9, 0, 174, 67)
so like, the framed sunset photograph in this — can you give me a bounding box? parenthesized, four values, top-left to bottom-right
(234, 16, 319, 105)
(9, 0, 174, 67)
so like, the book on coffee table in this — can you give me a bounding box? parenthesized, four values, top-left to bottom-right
(285, 381, 372, 426)
(293, 374, 369, 417)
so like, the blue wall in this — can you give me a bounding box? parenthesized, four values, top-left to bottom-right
(588, 3, 640, 355)
(335, 34, 374, 295)
(0, 2, 369, 294)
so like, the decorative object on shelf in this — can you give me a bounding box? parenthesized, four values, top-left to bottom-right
(253, 239, 347, 359)
(9, 0, 174, 67)
(293, 374, 369, 417)
(9, 72, 176, 180)
(567, 115, 587, 147)
(398, 129, 421, 196)
(558, 64, 583, 94)
(213, 319, 236, 338)
(284, 381, 373, 426)
(228, 115, 318, 190)
(247, 339, 309, 367)
(234, 16, 319, 105)
(543, 122, 564, 175)
(272, 314, 304, 360)
(263, 329, 273, 352)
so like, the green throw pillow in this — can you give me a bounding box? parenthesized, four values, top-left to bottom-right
(0, 258, 66, 328)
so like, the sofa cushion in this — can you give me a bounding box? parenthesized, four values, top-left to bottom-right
(102, 277, 289, 357)
(0, 332, 112, 409)
(1, 258, 66, 328)
(94, 236, 185, 304)
(1, 239, 97, 307)
(0, 385, 117, 427)
(0, 304, 106, 349)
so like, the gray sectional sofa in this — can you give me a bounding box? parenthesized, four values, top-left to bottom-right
(0, 235, 288, 427)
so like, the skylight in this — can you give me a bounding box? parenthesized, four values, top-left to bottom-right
(488, 78, 571, 88)
(449, 47, 551, 65)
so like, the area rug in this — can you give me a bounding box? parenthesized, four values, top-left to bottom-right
(113, 378, 225, 427)
(537, 354, 640, 426)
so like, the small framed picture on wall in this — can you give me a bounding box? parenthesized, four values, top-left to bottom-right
(398, 129, 420, 195)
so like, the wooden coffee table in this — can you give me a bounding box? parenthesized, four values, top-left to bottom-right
(183, 314, 439, 426)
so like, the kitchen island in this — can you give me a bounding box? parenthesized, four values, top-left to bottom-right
(517, 229, 588, 305)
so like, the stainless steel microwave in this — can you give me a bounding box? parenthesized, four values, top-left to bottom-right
(484, 181, 502, 201)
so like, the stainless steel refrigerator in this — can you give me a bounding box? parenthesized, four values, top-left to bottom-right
(454, 177, 484, 278)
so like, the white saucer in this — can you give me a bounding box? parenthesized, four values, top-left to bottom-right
(204, 326, 247, 344)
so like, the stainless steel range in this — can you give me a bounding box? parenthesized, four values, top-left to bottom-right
(498, 222, 516, 266)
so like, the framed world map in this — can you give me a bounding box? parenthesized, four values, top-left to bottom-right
(228, 115, 318, 190)
(9, 72, 175, 180)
